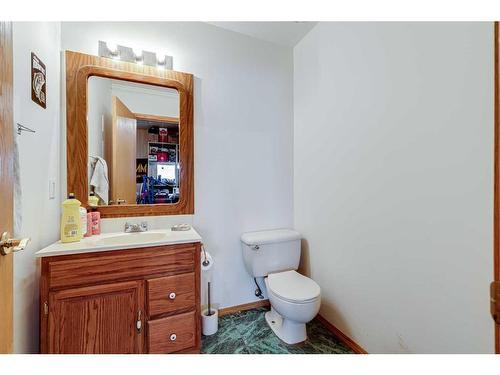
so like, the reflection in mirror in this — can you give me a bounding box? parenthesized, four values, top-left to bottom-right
(87, 77, 180, 206)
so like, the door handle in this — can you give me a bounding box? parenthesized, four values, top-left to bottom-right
(0, 232, 30, 256)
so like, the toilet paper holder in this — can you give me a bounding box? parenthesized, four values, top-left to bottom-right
(201, 244, 210, 267)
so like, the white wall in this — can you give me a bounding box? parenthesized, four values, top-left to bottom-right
(87, 76, 111, 173)
(294, 22, 494, 353)
(111, 81, 179, 117)
(13, 22, 61, 353)
(61, 22, 294, 311)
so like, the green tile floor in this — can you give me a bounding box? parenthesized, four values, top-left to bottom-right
(201, 307, 354, 354)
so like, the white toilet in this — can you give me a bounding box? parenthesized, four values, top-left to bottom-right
(241, 229, 321, 344)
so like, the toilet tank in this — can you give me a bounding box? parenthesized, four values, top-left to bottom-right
(240, 229, 302, 277)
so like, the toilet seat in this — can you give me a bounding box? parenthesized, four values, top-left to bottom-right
(267, 270, 320, 304)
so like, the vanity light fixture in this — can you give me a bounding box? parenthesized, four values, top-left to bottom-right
(133, 49, 144, 65)
(98, 41, 173, 69)
(156, 55, 173, 69)
(98, 41, 119, 60)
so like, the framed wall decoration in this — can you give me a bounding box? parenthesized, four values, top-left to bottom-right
(31, 52, 46, 108)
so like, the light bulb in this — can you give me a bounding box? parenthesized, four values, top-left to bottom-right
(106, 42, 117, 54)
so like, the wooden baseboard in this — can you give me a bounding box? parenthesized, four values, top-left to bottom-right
(219, 300, 270, 316)
(316, 314, 367, 354)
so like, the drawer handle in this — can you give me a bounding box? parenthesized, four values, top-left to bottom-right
(170, 333, 177, 341)
(169, 292, 176, 300)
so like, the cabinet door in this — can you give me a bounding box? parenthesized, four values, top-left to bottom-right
(48, 281, 144, 354)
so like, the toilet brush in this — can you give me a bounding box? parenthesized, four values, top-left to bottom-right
(202, 281, 218, 335)
(207, 281, 214, 316)
(201, 246, 218, 335)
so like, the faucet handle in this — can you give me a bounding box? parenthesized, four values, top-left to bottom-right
(124, 221, 148, 232)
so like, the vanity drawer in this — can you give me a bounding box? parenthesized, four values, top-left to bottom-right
(47, 244, 196, 289)
(147, 311, 196, 353)
(147, 272, 195, 316)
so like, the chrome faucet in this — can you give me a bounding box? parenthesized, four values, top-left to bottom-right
(124, 221, 148, 233)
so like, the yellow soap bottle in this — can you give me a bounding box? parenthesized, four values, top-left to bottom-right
(88, 191, 99, 208)
(60, 193, 82, 243)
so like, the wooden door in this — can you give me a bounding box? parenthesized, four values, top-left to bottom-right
(48, 281, 144, 354)
(0, 21, 14, 354)
(110, 96, 137, 205)
(495, 21, 500, 354)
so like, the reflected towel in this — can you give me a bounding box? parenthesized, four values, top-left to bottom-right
(89, 156, 109, 205)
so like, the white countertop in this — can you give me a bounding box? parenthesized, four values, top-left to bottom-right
(35, 228, 202, 257)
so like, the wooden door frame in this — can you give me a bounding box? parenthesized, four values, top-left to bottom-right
(134, 113, 179, 124)
(494, 21, 500, 354)
(0, 21, 14, 354)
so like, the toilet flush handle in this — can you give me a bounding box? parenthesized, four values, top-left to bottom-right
(251, 245, 260, 251)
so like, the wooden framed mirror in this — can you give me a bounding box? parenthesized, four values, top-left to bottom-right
(65, 51, 194, 218)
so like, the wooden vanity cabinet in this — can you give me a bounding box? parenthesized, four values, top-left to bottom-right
(39, 242, 201, 354)
(48, 281, 144, 354)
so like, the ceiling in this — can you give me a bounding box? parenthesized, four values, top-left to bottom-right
(207, 22, 317, 47)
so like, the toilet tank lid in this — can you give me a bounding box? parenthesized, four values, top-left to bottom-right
(241, 229, 301, 246)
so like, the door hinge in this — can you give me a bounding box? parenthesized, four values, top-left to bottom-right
(491, 282, 500, 324)
(136, 309, 142, 333)
(43, 301, 48, 315)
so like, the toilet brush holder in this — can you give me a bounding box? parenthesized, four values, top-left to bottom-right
(201, 308, 218, 336)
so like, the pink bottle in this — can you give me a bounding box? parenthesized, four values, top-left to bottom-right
(91, 211, 101, 235)
(85, 212, 92, 237)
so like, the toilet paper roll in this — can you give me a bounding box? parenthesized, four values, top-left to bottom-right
(201, 250, 214, 272)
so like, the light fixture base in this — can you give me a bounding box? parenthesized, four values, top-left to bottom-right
(98, 41, 173, 69)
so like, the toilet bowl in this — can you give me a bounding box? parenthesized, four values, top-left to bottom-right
(264, 270, 321, 344)
(240, 229, 321, 344)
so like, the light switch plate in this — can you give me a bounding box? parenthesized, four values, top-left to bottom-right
(49, 180, 56, 199)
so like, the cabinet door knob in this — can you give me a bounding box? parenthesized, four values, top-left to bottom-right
(170, 333, 177, 341)
(169, 292, 176, 300)
(136, 309, 142, 333)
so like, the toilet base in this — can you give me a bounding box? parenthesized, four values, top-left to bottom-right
(265, 307, 307, 345)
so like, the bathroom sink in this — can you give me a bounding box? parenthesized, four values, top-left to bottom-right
(93, 232, 169, 247)
(36, 227, 201, 257)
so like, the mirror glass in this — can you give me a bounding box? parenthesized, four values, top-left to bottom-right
(87, 77, 180, 205)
